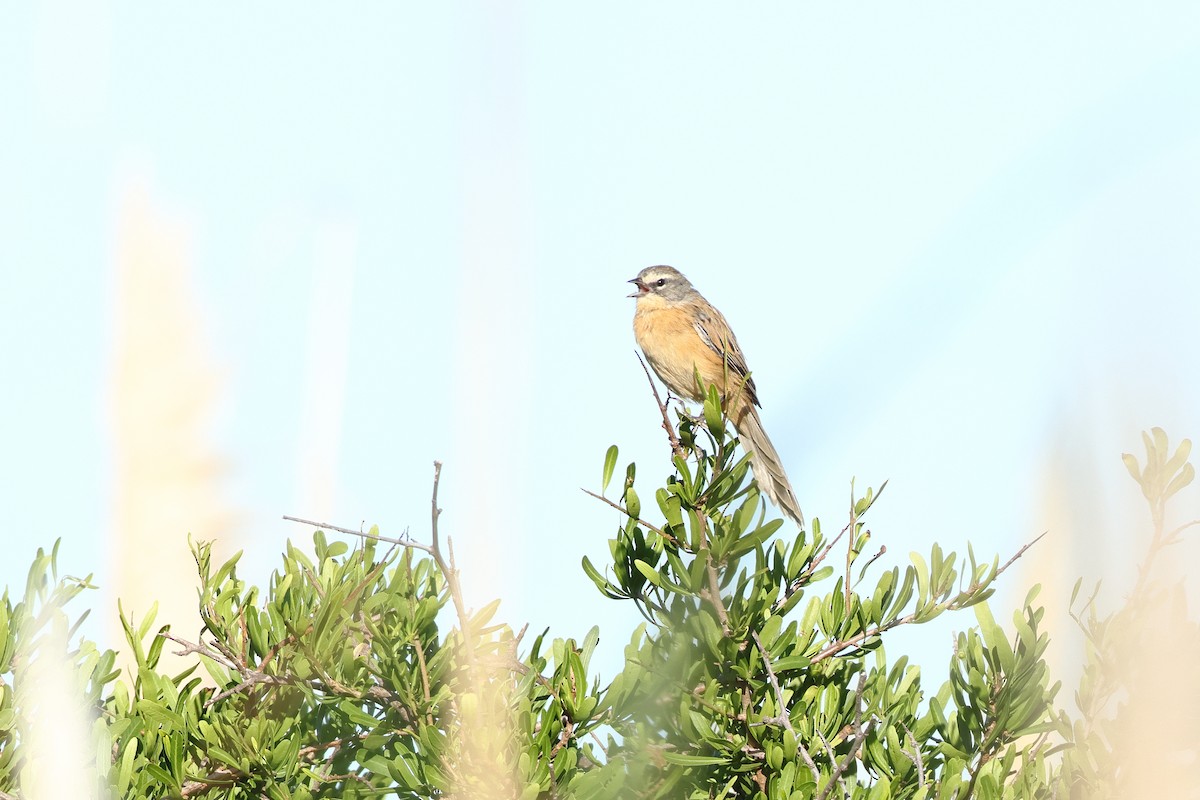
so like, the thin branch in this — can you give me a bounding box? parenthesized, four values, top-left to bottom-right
(854, 545, 888, 588)
(810, 519, 854, 575)
(809, 610, 913, 665)
(430, 461, 443, 554)
(751, 630, 821, 784)
(238, 604, 249, 669)
(296, 733, 370, 762)
(796, 739, 823, 789)
(813, 731, 845, 797)
(587, 729, 610, 759)
(775, 517, 858, 612)
(180, 766, 242, 798)
(815, 671, 873, 800)
(513, 622, 529, 650)
(995, 532, 1047, 579)
(695, 511, 731, 634)
(750, 631, 793, 733)
(282, 515, 434, 556)
(426, 462, 482, 695)
(160, 631, 239, 671)
(637, 351, 684, 458)
(412, 630, 434, 723)
(899, 722, 925, 789)
(801, 482, 890, 594)
(844, 485, 859, 617)
(580, 488, 677, 544)
(205, 670, 288, 707)
(163, 631, 298, 710)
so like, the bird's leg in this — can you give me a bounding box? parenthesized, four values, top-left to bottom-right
(668, 395, 704, 426)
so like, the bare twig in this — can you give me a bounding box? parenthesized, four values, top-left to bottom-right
(854, 545, 888, 588)
(774, 517, 858, 612)
(296, 733, 370, 762)
(751, 629, 821, 784)
(282, 515, 434, 557)
(412, 630, 433, 722)
(813, 730, 844, 796)
(160, 631, 239, 671)
(899, 722, 925, 788)
(995, 532, 1047, 579)
(796, 739, 823, 788)
(751, 631, 793, 733)
(815, 671, 874, 800)
(205, 670, 289, 707)
(421, 463, 481, 691)
(845, 487, 859, 616)
(579, 488, 676, 544)
(180, 765, 242, 797)
(430, 462, 443, 554)
(809, 520, 854, 575)
(808, 610, 917, 666)
(637, 351, 684, 458)
(695, 512, 731, 634)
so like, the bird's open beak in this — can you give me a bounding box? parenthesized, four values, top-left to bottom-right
(627, 278, 646, 298)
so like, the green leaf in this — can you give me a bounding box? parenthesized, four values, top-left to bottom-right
(1165, 437, 1192, 475)
(625, 488, 642, 520)
(809, 565, 834, 583)
(703, 384, 725, 438)
(728, 519, 783, 559)
(1166, 462, 1195, 498)
(602, 445, 619, 494)
(143, 763, 177, 788)
(911, 551, 930, 607)
(1151, 426, 1168, 457)
(634, 560, 662, 587)
(662, 752, 729, 766)
(116, 739, 138, 796)
(770, 656, 812, 673)
(1121, 452, 1141, 484)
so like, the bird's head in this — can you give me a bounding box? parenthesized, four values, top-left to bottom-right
(627, 265, 694, 302)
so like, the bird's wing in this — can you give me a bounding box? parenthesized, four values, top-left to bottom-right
(693, 305, 761, 407)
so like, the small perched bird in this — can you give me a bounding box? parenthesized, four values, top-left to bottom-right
(628, 265, 804, 527)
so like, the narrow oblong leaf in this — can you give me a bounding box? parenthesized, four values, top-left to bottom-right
(1152, 427, 1168, 457)
(633, 559, 662, 587)
(1165, 462, 1195, 498)
(1121, 452, 1141, 484)
(662, 752, 729, 766)
(1165, 437, 1192, 475)
(703, 384, 725, 438)
(602, 445, 619, 494)
(625, 487, 641, 520)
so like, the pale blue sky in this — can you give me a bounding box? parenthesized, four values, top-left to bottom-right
(2, 3, 1199, 678)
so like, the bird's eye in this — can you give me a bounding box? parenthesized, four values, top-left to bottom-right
(655, 278, 666, 287)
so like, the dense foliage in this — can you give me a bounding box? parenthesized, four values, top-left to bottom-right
(0, 411, 1194, 798)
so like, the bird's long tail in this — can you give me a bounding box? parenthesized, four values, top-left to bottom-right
(734, 405, 804, 527)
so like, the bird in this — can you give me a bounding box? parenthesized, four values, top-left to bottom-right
(628, 265, 804, 527)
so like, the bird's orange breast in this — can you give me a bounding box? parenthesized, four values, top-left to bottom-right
(633, 300, 714, 403)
